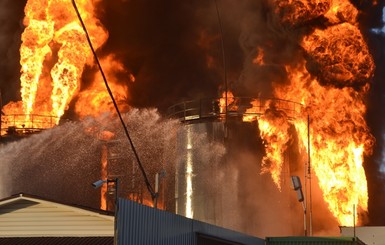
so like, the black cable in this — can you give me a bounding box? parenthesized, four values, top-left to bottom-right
(214, 0, 228, 136)
(71, 0, 156, 201)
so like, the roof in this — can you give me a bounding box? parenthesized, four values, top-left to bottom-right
(266, 236, 365, 245)
(0, 237, 113, 245)
(340, 226, 385, 244)
(0, 193, 114, 237)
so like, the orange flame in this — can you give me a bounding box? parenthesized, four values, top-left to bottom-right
(3, 0, 108, 131)
(100, 144, 108, 210)
(258, 109, 291, 190)
(75, 55, 133, 118)
(278, 64, 372, 226)
(324, 0, 358, 24)
(243, 99, 263, 122)
(252, 47, 265, 65)
(249, 0, 375, 226)
(219, 91, 237, 114)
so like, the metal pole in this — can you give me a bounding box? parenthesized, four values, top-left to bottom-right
(303, 119, 308, 236)
(353, 204, 356, 238)
(308, 114, 313, 236)
(113, 178, 119, 245)
(301, 201, 307, 236)
(154, 173, 159, 209)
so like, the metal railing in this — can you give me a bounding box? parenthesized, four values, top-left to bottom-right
(0, 114, 59, 136)
(168, 97, 304, 122)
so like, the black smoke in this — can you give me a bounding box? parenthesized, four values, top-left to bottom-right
(352, 0, 385, 225)
(0, 0, 26, 103)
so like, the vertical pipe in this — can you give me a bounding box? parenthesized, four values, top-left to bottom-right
(303, 118, 308, 236)
(301, 201, 307, 236)
(154, 173, 159, 208)
(353, 204, 356, 238)
(308, 114, 313, 236)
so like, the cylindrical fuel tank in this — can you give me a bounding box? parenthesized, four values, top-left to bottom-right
(171, 97, 305, 235)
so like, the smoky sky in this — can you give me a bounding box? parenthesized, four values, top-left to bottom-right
(0, 0, 26, 103)
(2, 0, 385, 226)
(96, 0, 254, 111)
(353, 0, 385, 225)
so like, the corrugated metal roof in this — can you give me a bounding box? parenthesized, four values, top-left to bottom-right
(0, 194, 114, 237)
(0, 237, 113, 245)
(266, 236, 365, 245)
(341, 226, 385, 244)
(117, 198, 265, 245)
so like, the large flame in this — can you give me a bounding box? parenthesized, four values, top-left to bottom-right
(258, 109, 291, 191)
(75, 55, 133, 118)
(246, 0, 375, 226)
(2, 0, 108, 131)
(280, 64, 373, 226)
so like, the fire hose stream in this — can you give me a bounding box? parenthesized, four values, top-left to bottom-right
(71, 0, 157, 202)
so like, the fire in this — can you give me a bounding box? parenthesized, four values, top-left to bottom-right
(219, 91, 236, 113)
(243, 98, 301, 189)
(258, 109, 291, 190)
(248, 0, 375, 226)
(100, 144, 108, 210)
(323, 0, 358, 24)
(277, 64, 373, 226)
(243, 99, 262, 122)
(75, 55, 133, 118)
(252, 47, 265, 65)
(2, 0, 108, 132)
(302, 23, 374, 88)
(272, 0, 331, 27)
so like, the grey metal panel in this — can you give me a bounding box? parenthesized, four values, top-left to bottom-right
(340, 226, 385, 245)
(157, 209, 193, 245)
(193, 220, 264, 245)
(175, 121, 225, 224)
(118, 198, 264, 245)
(118, 199, 158, 245)
(118, 198, 194, 245)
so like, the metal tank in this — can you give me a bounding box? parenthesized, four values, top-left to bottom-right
(168, 96, 305, 234)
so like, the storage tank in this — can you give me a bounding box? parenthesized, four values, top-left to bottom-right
(169, 97, 306, 235)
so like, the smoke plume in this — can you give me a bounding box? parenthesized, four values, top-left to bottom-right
(0, 0, 26, 103)
(355, 0, 385, 225)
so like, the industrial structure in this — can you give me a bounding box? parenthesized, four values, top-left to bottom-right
(0, 193, 365, 245)
(168, 96, 307, 234)
(0, 114, 58, 143)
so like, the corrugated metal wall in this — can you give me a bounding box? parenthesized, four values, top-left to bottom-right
(117, 198, 264, 245)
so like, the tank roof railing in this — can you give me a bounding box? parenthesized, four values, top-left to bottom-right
(0, 114, 59, 136)
(168, 97, 304, 122)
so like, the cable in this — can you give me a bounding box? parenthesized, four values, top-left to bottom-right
(214, 0, 228, 137)
(71, 0, 156, 201)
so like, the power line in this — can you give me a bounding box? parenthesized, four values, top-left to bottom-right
(71, 0, 156, 201)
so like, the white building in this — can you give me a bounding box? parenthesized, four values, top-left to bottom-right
(0, 193, 114, 244)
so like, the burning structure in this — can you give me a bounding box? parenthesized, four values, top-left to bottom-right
(1, 0, 385, 238)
